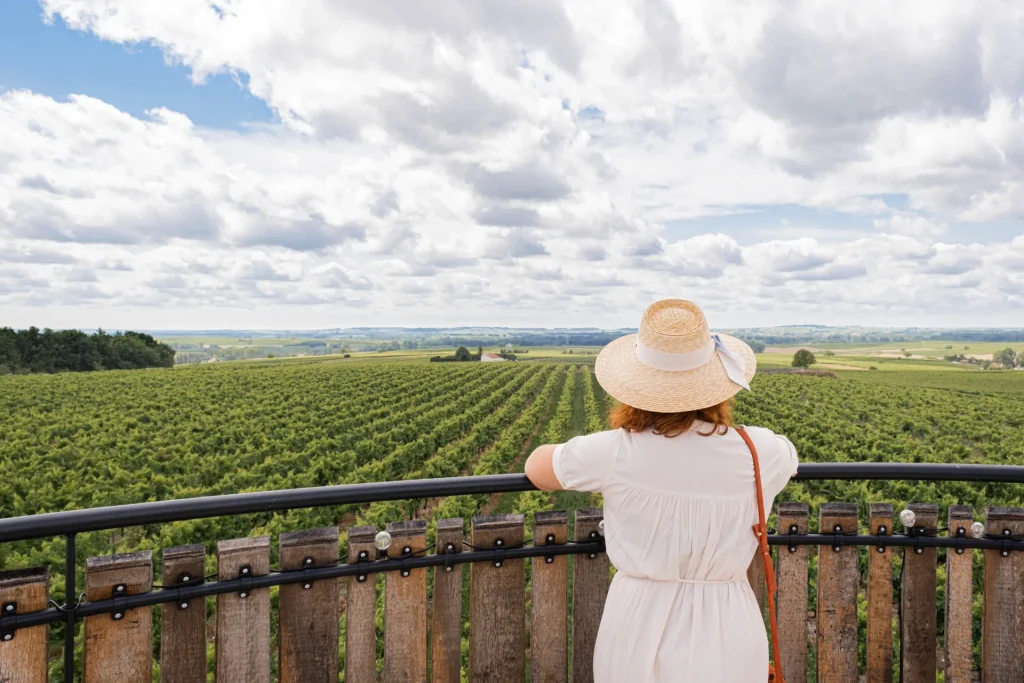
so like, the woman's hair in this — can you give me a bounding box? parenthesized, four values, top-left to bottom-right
(609, 400, 734, 437)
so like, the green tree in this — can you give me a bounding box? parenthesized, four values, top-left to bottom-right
(792, 349, 816, 368)
(455, 346, 471, 361)
(996, 348, 1017, 368)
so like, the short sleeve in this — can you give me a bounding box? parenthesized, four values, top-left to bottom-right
(768, 433, 799, 496)
(551, 430, 620, 493)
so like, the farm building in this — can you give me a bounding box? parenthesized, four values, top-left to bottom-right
(481, 353, 507, 362)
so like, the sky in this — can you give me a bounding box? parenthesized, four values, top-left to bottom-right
(0, 1, 1022, 331)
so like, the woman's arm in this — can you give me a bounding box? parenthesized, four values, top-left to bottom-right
(524, 444, 564, 491)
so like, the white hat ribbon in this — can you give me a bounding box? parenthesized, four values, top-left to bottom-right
(635, 333, 750, 391)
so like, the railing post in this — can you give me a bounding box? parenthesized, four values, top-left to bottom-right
(776, 502, 809, 683)
(531, 510, 569, 683)
(816, 503, 858, 683)
(432, 518, 464, 683)
(83, 551, 153, 683)
(982, 506, 1024, 682)
(160, 544, 207, 683)
(64, 534, 75, 683)
(344, 525, 377, 683)
(901, 503, 938, 683)
(945, 506, 974, 683)
(470, 514, 526, 683)
(384, 520, 428, 683)
(279, 527, 340, 683)
(571, 509, 608, 683)
(215, 536, 270, 683)
(0, 567, 49, 683)
(866, 503, 893, 683)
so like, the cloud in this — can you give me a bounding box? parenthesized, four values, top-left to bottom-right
(4, 2, 1024, 326)
(474, 206, 541, 227)
(460, 163, 572, 202)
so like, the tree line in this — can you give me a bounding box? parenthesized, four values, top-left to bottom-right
(0, 327, 176, 375)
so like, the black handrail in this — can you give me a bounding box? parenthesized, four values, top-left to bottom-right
(1, 463, 1023, 543)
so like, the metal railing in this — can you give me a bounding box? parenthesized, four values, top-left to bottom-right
(1, 462, 1023, 682)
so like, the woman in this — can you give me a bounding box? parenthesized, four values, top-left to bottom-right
(525, 299, 798, 682)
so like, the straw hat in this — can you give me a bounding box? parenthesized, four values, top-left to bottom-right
(595, 299, 756, 413)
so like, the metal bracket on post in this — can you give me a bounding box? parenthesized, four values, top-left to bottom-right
(1, 601, 17, 641)
(237, 565, 252, 598)
(176, 571, 197, 610)
(111, 584, 127, 621)
(400, 547, 413, 578)
(493, 538, 506, 568)
(301, 556, 315, 589)
(876, 524, 887, 554)
(544, 533, 556, 564)
(588, 530, 602, 559)
(442, 542, 456, 573)
(356, 549, 370, 583)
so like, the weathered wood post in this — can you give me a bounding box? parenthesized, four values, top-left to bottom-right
(432, 518, 464, 683)
(982, 506, 1024, 682)
(816, 503, 858, 683)
(160, 544, 207, 683)
(901, 503, 938, 683)
(83, 551, 153, 683)
(531, 510, 569, 683)
(344, 525, 377, 683)
(944, 506, 974, 683)
(279, 527, 340, 683)
(866, 503, 893, 683)
(572, 508, 608, 683)
(470, 514, 526, 683)
(384, 520, 428, 683)
(776, 502, 810, 683)
(0, 567, 49, 683)
(215, 536, 270, 683)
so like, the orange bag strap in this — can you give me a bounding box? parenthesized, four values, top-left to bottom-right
(735, 426, 785, 683)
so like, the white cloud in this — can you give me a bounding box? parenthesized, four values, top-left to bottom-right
(1, 1, 1024, 327)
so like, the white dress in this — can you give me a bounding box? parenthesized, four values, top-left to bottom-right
(552, 422, 799, 683)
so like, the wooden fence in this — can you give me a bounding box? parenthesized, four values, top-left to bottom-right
(1, 503, 1023, 682)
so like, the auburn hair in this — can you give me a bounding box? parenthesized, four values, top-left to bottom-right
(609, 399, 734, 437)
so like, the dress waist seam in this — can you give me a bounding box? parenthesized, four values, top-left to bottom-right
(617, 574, 746, 584)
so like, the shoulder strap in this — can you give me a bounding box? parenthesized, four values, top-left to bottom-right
(735, 426, 785, 683)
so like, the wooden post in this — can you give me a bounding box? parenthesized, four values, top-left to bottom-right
(470, 514, 526, 683)
(982, 506, 1024, 682)
(531, 510, 568, 683)
(345, 525, 377, 683)
(944, 506, 974, 683)
(816, 503, 858, 683)
(279, 527, 340, 683)
(432, 518, 464, 683)
(160, 544, 207, 683)
(866, 503, 893, 683)
(215, 536, 270, 683)
(385, 520, 428, 683)
(776, 502, 810, 683)
(83, 551, 153, 683)
(572, 508, 609, 683)
(901, 503, 938, 683)
(0, 567, 49, 683)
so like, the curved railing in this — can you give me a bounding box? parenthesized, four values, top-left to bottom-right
(1, 462, 1024, 682)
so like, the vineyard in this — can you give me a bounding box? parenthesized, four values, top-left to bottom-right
(1, 358, 1023, 678)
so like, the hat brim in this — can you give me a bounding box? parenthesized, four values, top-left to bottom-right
(594, 333, 757, 413)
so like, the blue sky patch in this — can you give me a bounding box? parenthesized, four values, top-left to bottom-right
(0, 2, 273, 130)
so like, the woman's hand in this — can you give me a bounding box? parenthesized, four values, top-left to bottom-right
(525, 444, 564, 491)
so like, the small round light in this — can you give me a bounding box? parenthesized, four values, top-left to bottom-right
(598, 520, 605, 536)
(374, 531, 392, 551)
(899, 509, 916, 528)
(971, 522, 985, 539)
